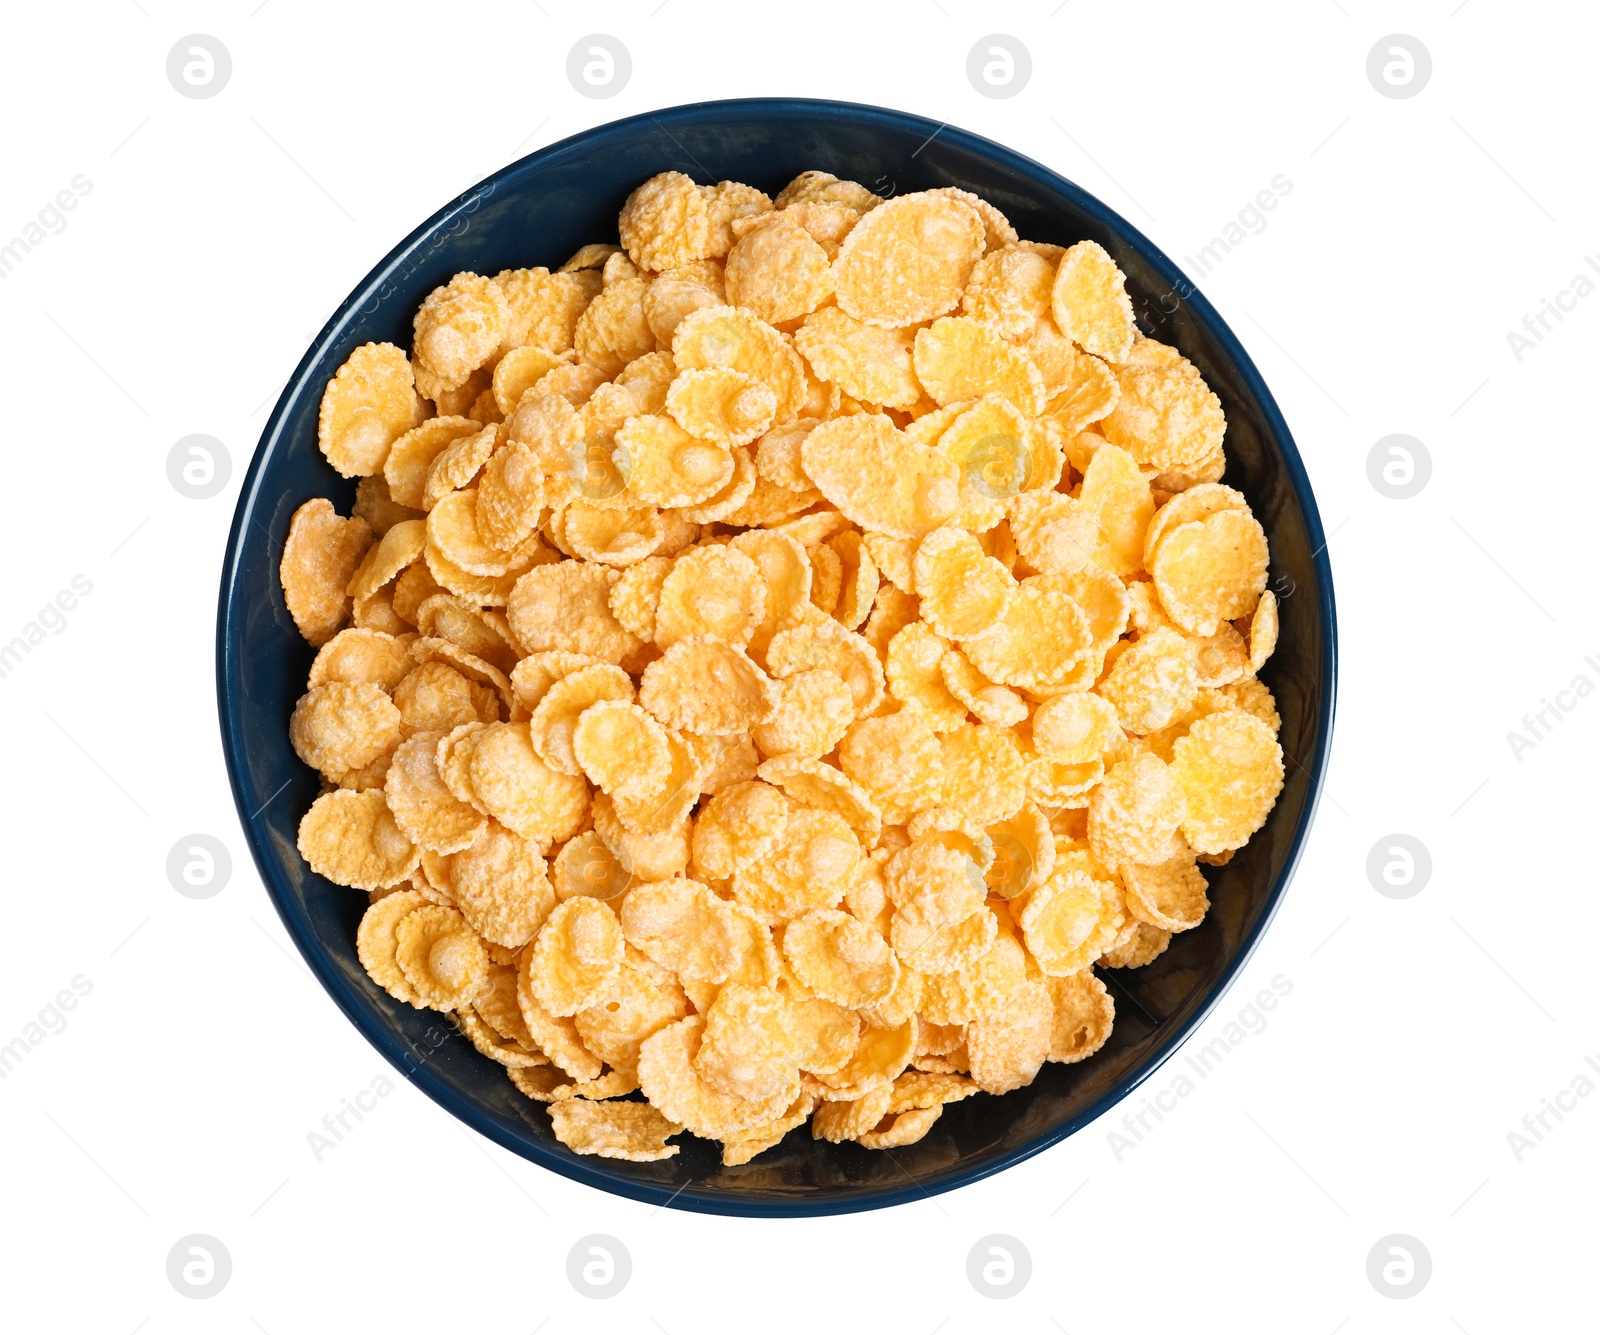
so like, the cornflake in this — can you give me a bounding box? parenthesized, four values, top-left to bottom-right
(283, 166, 1290, 1162)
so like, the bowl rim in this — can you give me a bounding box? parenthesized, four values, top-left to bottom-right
(217, 95, 1337, 1217)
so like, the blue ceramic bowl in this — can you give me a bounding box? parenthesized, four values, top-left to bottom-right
(218, 98, 1336, 1216)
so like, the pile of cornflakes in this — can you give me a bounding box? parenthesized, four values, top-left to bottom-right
(281, 169, 1285, 1166)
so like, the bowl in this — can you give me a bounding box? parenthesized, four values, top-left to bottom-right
(217, 97, 1336, 1216)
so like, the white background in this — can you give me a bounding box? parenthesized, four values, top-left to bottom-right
(0, 1, 1593, 1330)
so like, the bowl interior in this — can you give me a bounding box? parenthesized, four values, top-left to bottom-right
(218, 99, 1334, 1216)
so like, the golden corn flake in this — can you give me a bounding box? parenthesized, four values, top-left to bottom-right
(450, 821, 556, 947)
(1088, 751, 1188, 867)
(725, 215, 836, 324)
(309, 628, 413, 693)
(961, 244, 1057, 341)
(913, 316, 1046, 417)
(552, 830, 633, 904)
(1043, 349, 1120, 438)
(833, 190, 985, 327)
(1169, 710, 1284, 853)
(694, 983, 804, 1101)
(1100, 919, 1171, 969)
(574, 276, 654, 377)
(691, 779, 788, 880)
(619, 878, 740, 981)
(936, 723, 1026, 828)
(784, 908, 899, 1009)
(516, 954, 604, 1081)
(347, 520, 425, 606)
(619, 171, 714, 272)
(281, 499, 372, 647)
(318, 342, 422, 478)
(395, 904, 488, 1009)
(1102, 347, 1226, 473)
(812, 1086, 895, 1142)
(527, 896, 625, 1016)
(384, 729, 486, 854)
(752, 667, 855, 759)
(1151, 510, 1269, 638)
(939, 648, 1027, 728)
(793, 306, 921, 409)
(468, 721, 589, 845)
(840, 709, 945, 826)
(1008, 491, 1100, 576)
(421, 425, 498, 512)
(507, 561, 641, 663)
(1019, 867, 1124, 976)
(931, 186, 1018, 252)
(355, 889, 429, 1003)
(1050, 240, 1135, 363)
(1096, 627, 1197, 735)
(290, 682, 401, 776)
(813, 1016, 917, 1100)
(1077, 441, 1154, 578)
(664, 367, 777, 450)
(863, 532, 916, 595)
(672, 304, 806, 423)
(609, 413, 731, 509)
(1142, 483, 1249, 571)
(654, 545, 768, 650)
(496, 266, 592, 356)
(721, 1092, 816, 1166)
(756, 756, 882, 843)
(413, 274, 508, 399)
(886, 622, 967, 732)
(1045, 970, 1115, 1062)
(639, 635, 778, 735)
(299, 788, 419, 890)
(1121, 853, 1209, 932)
(733, 807, 861, 924)
(638, 1015, 798, 1138)
(572, 699, 671, 801)
(912, 526, 1013, 642)
(607, 726, 703, 836)
(801, 414, 959, 541)
(930, 396, 1031, 528)
(492, 344, 569, 418)
(962, 585, 1090, 693)
(549, 1098, 683, 1162)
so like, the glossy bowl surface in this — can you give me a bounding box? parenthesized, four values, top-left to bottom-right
(218, 97, 1336, 1216)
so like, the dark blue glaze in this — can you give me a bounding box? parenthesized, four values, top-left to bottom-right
(217, 98, 1336, 1217)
